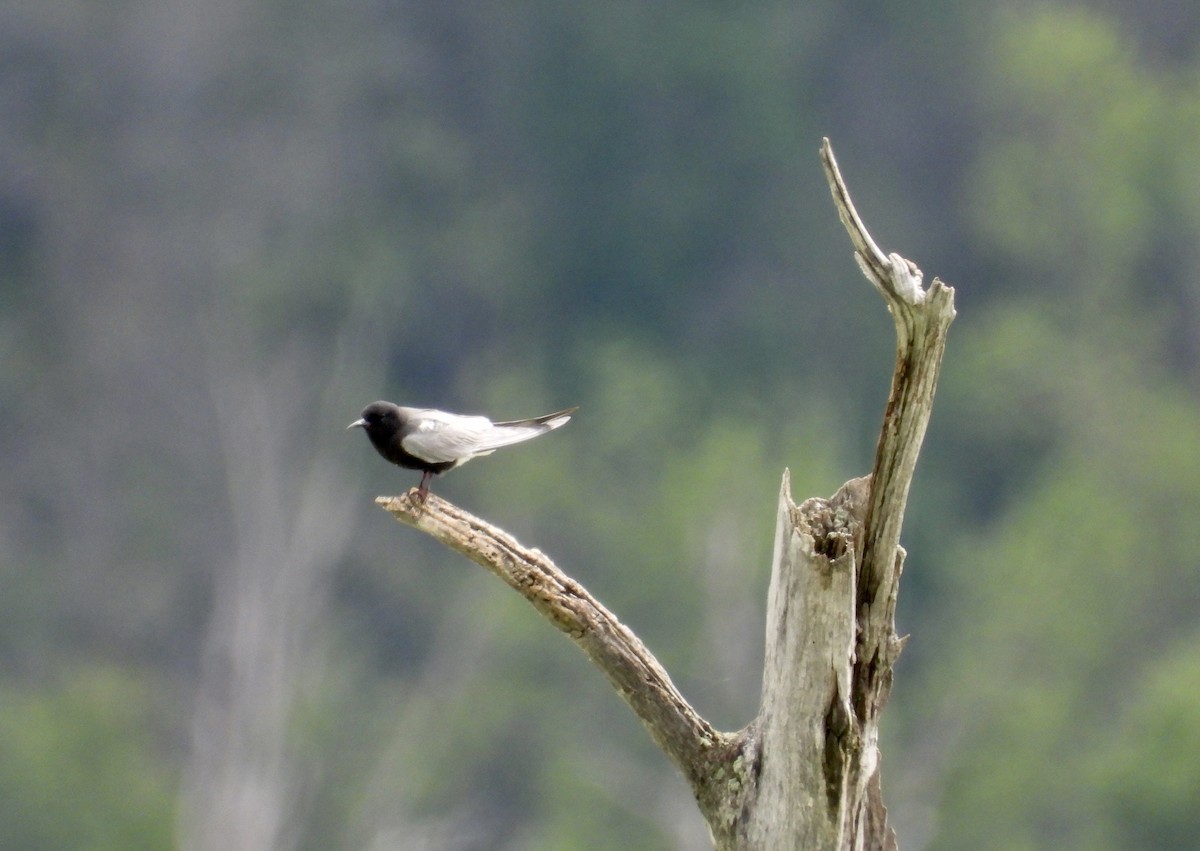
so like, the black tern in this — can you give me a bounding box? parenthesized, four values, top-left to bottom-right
(348, 401, 577, 501)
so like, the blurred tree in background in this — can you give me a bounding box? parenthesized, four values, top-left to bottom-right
(0, 0, 1197, 848)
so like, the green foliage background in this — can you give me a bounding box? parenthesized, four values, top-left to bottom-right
(1, 1, 1198, 848)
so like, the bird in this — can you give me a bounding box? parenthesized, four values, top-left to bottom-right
(348, 401, 577, 501)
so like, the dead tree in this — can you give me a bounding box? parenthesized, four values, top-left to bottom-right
(377, 139, 956, 850)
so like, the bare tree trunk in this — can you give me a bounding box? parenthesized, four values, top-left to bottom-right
(180, 314, 373, 851)
(378, 139, 955, 849)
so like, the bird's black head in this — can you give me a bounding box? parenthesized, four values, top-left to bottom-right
(349, 402, 421, 470)
(348, 401, 402, 436)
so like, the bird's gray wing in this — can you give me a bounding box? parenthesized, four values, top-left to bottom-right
(400, 408, 564, 463)
(399, 410, 496, 464)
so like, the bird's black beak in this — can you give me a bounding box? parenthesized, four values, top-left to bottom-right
(347, 418, 367, 430)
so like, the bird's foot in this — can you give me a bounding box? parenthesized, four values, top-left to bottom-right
(414, 471, 432, 505)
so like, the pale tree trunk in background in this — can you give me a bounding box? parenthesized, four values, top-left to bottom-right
(179, 319, 369, 851)
(379, 140, 956, 849)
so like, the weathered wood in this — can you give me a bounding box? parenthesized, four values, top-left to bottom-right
(377, 139, 955, 849)
(734, 473, 869, 848)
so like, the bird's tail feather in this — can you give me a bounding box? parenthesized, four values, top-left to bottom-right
(466, 406, 576, 453)
(493, 406, 578, 430)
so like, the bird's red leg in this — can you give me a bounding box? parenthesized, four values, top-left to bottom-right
(416, 470, 431, 503)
